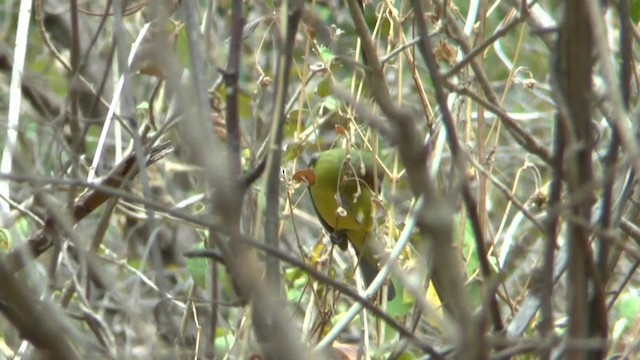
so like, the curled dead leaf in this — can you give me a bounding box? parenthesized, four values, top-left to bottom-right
(335, 124, 347, 135)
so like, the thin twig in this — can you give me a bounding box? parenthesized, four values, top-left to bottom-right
(1, 142, 173, 273)
(259, 1, 304, 355)
(413, 0, 503, 337)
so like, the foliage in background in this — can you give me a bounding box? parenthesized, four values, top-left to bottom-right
(0, 0, 638, 359)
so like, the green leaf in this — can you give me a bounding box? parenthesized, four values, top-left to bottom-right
(317, 44, 335, 64)
(214, 327, 234, 354)
(617, 292, 640, 322)
(28, 58, 67, 96)
(186, 241, 208, 288)
(632, 0, 640, 23)
(0, 228, 9, 253)
(137, 101, 149, 111)
(285, 108, 311, 138)
(396, 351, 418, 360)
(320, 96, 338, 112)
(14, 217, 30, 239)
(284, 110, 302, 138)
(284, 142, 304, 162)
(284, 267, 308, 302)
(457, 215, 483, 309)
(385, 283, 414, 318)
(174, 23, 191, 69)
(238, 92, 253, 120)
(316, 77, 332, 98)
(457, 215, 479, 278)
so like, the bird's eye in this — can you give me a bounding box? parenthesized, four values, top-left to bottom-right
(308, 153, 321, 167)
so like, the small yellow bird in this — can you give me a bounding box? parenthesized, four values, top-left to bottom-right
(307, 148, 395, 299)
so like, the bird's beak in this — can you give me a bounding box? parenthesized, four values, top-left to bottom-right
(292, 168, 316, 186)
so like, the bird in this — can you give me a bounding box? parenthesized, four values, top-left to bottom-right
(307, 147, 396, 299)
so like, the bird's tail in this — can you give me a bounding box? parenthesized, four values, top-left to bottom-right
(357, 251, 396, 300)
